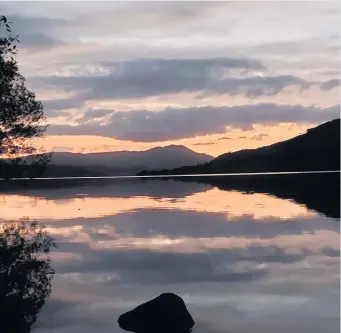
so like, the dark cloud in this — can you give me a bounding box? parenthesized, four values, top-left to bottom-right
(35, 299, 228, 333)
(8, 15, 68, 50)
(34, 298, 122, 332)
(49, 209, 337, 243)
(53, 247, 270, 284)
(52, 242, 339, 286)
(218, 137, 232, 140)
(19, 33, 65, 49)
(193, 142, 216, 146)
(34, 63, 328, 100)
(320, 78, 340, 91)
(79, 108, 113, 123)
(51, 146, 73, 152)
(252, 133, 269, 141)
(47, 104, 340, 141)
(31, 57, 339, 107)
(43, 98, 84, 115)
(33, 57, 270, 101)
(320, 247, 340, 257)
(198, 74, 312, 98)
(193, 322, 226, 333)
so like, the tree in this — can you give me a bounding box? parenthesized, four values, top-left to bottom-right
(0, 218, 56, 332)
(0, 15, 50, 179)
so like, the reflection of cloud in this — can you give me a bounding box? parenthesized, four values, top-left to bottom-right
(0, 189, 316, 221)
(43, 210, 334, 242)
(51, 146, 73, 152)
(50, 229, 339, 255)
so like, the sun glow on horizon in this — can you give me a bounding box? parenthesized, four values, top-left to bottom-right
(40, 122, 313, 157)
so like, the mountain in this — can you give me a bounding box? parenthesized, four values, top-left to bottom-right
(41, 145, 213, 177)
(138, 119, 340, 176)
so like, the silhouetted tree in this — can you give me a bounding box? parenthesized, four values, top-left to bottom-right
(0, 219, 56, 332)
(0, 15, 50, 179)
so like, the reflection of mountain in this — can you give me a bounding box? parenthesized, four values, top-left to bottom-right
(167, 172, 340, 219)
(138, 119, 340, 176)
(1, 178, 211, 200)
(43, 145, 213, 177)
(2, 173, 339, 220)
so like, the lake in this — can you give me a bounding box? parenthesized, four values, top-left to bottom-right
(0, 173, 340, 333)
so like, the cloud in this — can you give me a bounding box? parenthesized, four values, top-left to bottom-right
(320, 247, 340, 257)
(7, 15, 68, 50)
(52, 239, 339, 285)
(42, 98, 84, 114)
(51, 146, 73, 152)
(35, 59, 337, 104)
(320, 78, 340, 91)
(252, 133, 269, 141)
(49, 208, 337, 244)
(79, 108, 113, 123)
(41, 101, 82, 120)
(193, 142, 216, 146)
(30, 56, 338, 117)
(47, 104, 340, 141)
(33, 57, 269, 101)
(53, 246, 271, 283)
(34, 299, 226, 333)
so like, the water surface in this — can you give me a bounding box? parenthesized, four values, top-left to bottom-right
(0, 176, 339, 333)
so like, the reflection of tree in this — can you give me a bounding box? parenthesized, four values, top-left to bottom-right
(0, 218, 56, 333)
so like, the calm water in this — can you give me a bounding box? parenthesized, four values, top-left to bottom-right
(1, 176, 340, 333)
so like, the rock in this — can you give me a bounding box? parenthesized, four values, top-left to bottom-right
(118, 293, 195, 333)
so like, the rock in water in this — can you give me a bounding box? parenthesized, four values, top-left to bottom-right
(118, 293, 195, 333)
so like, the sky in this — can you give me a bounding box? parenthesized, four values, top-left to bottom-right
(1, 1, 340, 156)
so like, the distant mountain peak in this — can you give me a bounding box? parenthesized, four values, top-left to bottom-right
(45, 144, 213, 176)
(147, 144, 193, 152)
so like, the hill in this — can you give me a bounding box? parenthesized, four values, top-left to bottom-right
(138, 119, 340, 176)
(32, 145, 213, 177)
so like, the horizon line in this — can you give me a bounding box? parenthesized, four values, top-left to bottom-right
(4, 170, 340, 181)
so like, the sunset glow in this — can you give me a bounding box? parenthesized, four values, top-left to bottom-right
(1, 1, 337, 156)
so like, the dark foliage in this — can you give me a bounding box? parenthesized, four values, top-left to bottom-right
(0, 15, 50, 179)
(0, 219, 56, 333)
